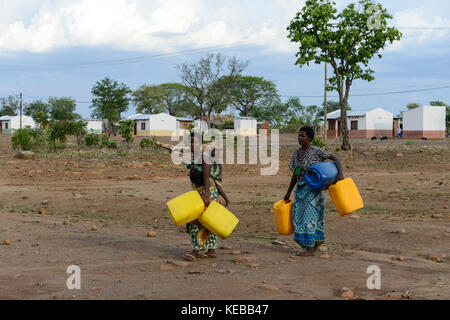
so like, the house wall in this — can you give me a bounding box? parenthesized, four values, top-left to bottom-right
(234, 118, 257, 136)
(86, 121, 102, 134)
(403, 106, 446, 139)
(327, 108, 393, 139)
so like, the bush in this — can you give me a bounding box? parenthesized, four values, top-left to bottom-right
(139, 138, 153, 149)
(108, 141, 118, 149)
(85, 133, 100, 147)
(11, 128, 47, 152)
(100, 134, 111, 148)
(11, 128, 33, 151)
(312, 137, 326, 148)
(118, 120, 134, 145)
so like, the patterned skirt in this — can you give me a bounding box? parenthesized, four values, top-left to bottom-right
(292, 182, 326, 250)
(185, 186, 219, 250)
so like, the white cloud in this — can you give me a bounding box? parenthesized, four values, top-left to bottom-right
(0, 0, 300, 54)
(0, 0, 448, 56)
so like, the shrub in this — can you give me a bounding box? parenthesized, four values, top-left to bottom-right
(139, 138, 153, 149)
(85, 133, 100, 147)
(312, 137, 326, 148)
(100, 134, 111, 148)
(118, 120, 134, 145)
(11, 128, 33, 151)
(108, 141, 118, 149)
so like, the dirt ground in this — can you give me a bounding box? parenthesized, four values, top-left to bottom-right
(0, 133, 448, 300)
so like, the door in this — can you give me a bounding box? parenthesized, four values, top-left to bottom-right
(134, 121, 137, 135)
(337, 121, 341, 137)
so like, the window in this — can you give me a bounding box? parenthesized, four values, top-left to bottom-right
(141, 122, 146, 130)
(351, 120, 358, 130)
(5, 122, 8, 129)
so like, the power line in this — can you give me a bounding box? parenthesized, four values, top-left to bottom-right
(280, 84, 450, 98)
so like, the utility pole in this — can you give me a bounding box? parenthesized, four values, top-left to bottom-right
(323, 62, 327, 141)
(20, 93, 23, 129)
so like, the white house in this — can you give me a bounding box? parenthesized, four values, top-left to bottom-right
(0, 115, 36, 134)
(127, 113, 178, 137)
(326, 108, 393, 139)
(402, 106, 446, 139)
(86, 120, 103, 134)
(234, 116, 257, 136)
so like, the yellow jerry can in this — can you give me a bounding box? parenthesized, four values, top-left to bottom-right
(198, 201, 239, 239)
(273, 200, 294, 235)
(166, 190, 205, 226)
(328, 178, 364, 216)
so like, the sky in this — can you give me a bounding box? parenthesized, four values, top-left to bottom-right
(0, 0, 449, 119)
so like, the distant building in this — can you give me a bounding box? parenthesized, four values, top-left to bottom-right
(234, 116, 257, 136)
(127, 113, 178, 137)
(402, 106, 446, 139)
(86, 120, 103, 134)
(0, 115, 36, 134)
(326, 108, 393, 139)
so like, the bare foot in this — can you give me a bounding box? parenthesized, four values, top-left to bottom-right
(297, 248, 315, 257)
(206, 249, 217, 258)
(314, 241, 324, 252)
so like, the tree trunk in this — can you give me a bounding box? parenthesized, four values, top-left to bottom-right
(338, 79, 351, 151)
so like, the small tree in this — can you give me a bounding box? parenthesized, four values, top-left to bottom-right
(47, 121, 73, 152)
(48, 97, 80, 121)
(69, 120, 88, 148)
(177, 53, 248, 128)
(118, 120, 134, 146)
(90, 77, 131, 136)
(287, 0, 402, 150)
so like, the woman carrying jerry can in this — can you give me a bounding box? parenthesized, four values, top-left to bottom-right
(284, 126, 344, 257)
(183, 132, 230, 262)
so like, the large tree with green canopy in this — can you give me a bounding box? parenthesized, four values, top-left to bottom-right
(287, 0, 402, 150)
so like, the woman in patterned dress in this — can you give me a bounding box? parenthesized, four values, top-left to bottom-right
(183, 132, 230, 262)
(284, 126, 344, 256)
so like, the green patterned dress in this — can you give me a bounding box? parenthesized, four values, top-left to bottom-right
(185, 160, 222, 250)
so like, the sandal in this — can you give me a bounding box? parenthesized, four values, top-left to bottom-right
(182, 253, 199, 262)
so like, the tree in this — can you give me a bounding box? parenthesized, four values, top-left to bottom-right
(287, 0, 402, 150)
(228, 75, 280, 117)
(286, 97, 321, 126)
(406, 102, 421, 110)
(132, 83, 190, 116)
(91, 77, 131, 136)
(131, 84, 166, 114)
(177, 53, 248, 127)
(318, 100, 351, 117)
(24, 100, 50, 119)
(48, 97, 80, 121)
(0, 95, 19, 116)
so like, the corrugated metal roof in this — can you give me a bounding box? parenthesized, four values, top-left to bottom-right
(326, 110, 370, 119)
(235, 116, 256, 120)
(176, 117, 193, 121)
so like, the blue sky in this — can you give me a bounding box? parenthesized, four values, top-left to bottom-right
(0, 0, 449, 118)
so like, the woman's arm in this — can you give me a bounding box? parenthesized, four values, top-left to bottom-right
(202, 159, 211, 207)
(216, 184, 230, 207)
(284, 172, 297, 201)
(329, 154, 345, 181)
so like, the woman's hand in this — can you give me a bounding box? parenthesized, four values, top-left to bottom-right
(202, 194, 211, 207)
(337, 172, 345, 181)
(224, 199, 230, 208)
(283, 193, 291, 202)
